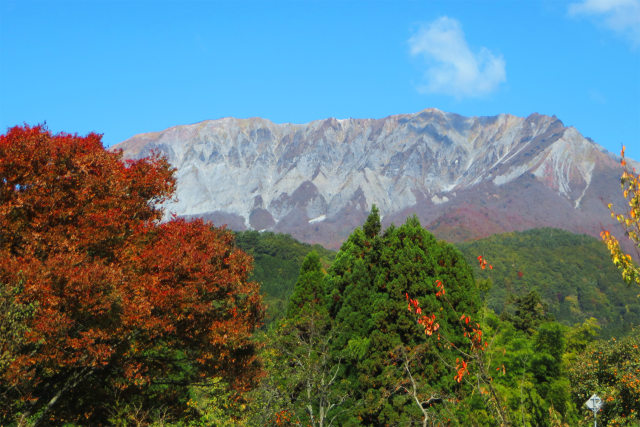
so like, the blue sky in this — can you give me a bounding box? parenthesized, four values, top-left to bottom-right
(1, 0, 639, 160)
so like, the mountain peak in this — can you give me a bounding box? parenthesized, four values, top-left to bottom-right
(113, 109, 628, 249)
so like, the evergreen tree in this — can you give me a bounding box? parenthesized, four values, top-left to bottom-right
(249, 251, 346, 426)
(287, 250, 326, 320)
(326, 210, 480, 425)
(362, 204, 381, 239)
(501, 290, 553, 335)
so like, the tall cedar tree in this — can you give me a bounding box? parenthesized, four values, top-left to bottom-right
(253, 251, 346, 426)
(325, 208, 479, 425)
(286, 250, 326, 320)
(0, 125, 263, 424)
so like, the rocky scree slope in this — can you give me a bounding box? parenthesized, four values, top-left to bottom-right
(113, 109, 634, 250)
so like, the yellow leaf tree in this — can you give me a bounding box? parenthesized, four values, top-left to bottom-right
(601, 146, 640, 286)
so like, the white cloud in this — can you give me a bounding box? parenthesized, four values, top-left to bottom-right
(569, 0, 640, 47)
(408, 17, 506, 98)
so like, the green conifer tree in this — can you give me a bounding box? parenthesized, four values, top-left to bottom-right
(251, 251, 346, 426)
(287, 250, 326, 320)
(326, 210, 480, 425)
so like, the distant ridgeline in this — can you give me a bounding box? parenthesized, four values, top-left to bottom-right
(238, 227, 639, 336)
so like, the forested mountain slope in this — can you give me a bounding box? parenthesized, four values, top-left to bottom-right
(459, 228, 639, 336)
(233, 230, 335, 322)
(240, 227, 640, 335)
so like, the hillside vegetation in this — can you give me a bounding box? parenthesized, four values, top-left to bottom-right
(239, 226, 640, 335)
(234, 230, 335, 323)
(459, 228, 640, 336)
(243, 212, 640, 426)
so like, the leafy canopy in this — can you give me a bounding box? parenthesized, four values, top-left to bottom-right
(0, 125, 263, 424)
(601, 145, 640, 286)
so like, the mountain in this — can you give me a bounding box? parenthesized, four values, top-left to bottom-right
(113, 109, 635, 250)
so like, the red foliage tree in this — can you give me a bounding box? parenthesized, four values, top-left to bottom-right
(0, 125, 263, 423)
(122, 219, 263, 392)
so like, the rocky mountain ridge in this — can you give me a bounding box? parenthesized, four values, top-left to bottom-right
(113, 109, 634, 249)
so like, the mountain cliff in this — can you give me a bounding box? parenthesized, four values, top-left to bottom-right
(113, 109, 634, 249)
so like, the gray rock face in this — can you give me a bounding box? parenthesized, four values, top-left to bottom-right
(113, 109, 634, 249)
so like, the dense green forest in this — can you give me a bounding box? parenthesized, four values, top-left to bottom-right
(458, 228, 640, 337)
(241, 226, 640, 337)
(232, 211, 640, 426)
(223, 222, 640, 425)
(234, 230, 335, 323)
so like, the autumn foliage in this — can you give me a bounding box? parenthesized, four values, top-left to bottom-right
(0, 125, 262, 423)
(601, 145, 640, 286)
(406, 275, 487, 387)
